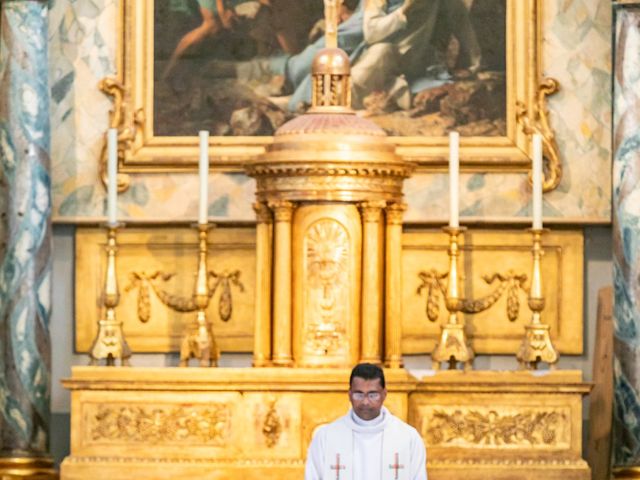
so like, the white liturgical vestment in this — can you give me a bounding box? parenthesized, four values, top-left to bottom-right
(305, 407, 427, 480)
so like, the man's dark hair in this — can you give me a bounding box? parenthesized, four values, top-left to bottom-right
(349, 363, 386, 389)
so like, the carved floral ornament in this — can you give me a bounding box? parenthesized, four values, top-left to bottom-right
(423, 408, 568, 448)
(101, 0, 561, 191)
(90, 404, 230, 445)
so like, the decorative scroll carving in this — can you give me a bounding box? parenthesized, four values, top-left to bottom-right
(262, 401, 282, 448)
(125, 270, 245, 323)
(304, 219, 349, 355)
(98, 77, 145, 193)
(424, 409, 567, 447)
(90, 404, 230, 445)
(417, 270, 528, 322)
(516, 78, 562, 192)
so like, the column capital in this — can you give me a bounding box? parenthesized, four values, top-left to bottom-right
(386, 202, 407, 225)
(268, 200, 294, 222)
(253, 202, 273, 224)
(360, 200, 386, 223)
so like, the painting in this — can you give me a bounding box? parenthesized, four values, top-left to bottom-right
(153, 0, 506, 138)
(106, 0, 552, 175)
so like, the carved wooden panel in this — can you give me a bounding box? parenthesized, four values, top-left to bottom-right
(75, 227, 255, 353)
(402, 229, 584, 354)
(75, 226, 583, 356)
(293, 205, 362, 367)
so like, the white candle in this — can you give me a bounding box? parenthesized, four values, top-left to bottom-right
(449, 131, 460, 228)
(532, 133, 543, 230)
(107, 128, 118, 226)
(198, 130, 210, 225)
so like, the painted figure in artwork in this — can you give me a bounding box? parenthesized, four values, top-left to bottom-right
(154, 0, 505, 137)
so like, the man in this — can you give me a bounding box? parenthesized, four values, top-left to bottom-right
(350, 0, 482, 110)
(203, 0, 362, 109)
(163, 0, 306, 80)
(305, 363, 427, 479)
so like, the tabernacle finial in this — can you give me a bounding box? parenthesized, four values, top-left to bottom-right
(311, 0, 351, 110)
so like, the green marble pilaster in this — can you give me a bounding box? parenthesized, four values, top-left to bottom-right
(0, 0, 55, 476)
(613, 2, 640, 476)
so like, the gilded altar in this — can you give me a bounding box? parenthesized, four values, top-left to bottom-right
(61, 367, 590, 480)
(61, 5, 593, 478)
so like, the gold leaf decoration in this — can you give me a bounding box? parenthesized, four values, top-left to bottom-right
(90, 404, 230, 445)
(125, 270, 245, 322)
(303, 219, 350, 355)
(516, 77, 562, 192)
(424, 409, 566, 447)
(262, 401, 282, 448)
(416, 270, 527, 322)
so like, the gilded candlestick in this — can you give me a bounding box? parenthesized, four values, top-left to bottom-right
(431, 227, 474, 370)
(516, 228, 559, 369)
(180, 224, 219, 367)
(89, 224, 131, 366)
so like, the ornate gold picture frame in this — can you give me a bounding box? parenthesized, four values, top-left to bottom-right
(104, 0, 559, 190)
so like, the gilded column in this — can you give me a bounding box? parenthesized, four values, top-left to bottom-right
(0, 0, 55, 477)
(384, 203, 405, 368)
(613, 3, 640, 477)
(252, 202, 273, 367)
(360, 201, 385, 364)
(270, 200, 294, 366)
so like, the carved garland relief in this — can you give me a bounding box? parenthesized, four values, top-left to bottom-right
(421, 407, 570, 449)
(90, 404, 231, 446)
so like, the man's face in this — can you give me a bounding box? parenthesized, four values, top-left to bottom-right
(349, 377, 387, 421)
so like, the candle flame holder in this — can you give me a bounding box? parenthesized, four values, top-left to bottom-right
(179, 223, 219, 367)
(89, 224, 131, 366)
(516, 228, 559, 369)
(431, 227, 474, 370)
